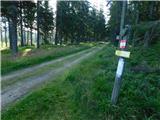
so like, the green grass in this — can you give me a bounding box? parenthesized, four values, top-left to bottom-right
(2, 43, 160, 120)
(1, 44, 93, 75)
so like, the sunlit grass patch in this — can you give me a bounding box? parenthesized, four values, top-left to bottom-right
(22, 48, 32, 57)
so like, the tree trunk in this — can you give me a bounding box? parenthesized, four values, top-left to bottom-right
(149, 2, 154, 20)
(8, 18, 12, 49)
(44, 33, 49, 44)
(144, 31, 150, 48)
(30, 28, 32, 45)
(55, 1, 59, 45)
(1, 27, 3, 47)
(4, 21, 7, 47)
(27, 31, 29, 45)
(144, 21, 158, 48)
(131, 3, 139, 47)
(59, 32, 62, 45)
(37, 1, 40, 48)
(51, 30, 54, 44)
(10, 18, 18, 56)
(23, 30, 26, 45)
(132, 32, 136, 47)
(76, 35, 80, 44)
(20, 1, 24, 46)
(71, 33, 74, 44)
(8, 1, 18, 55)
(135, 4, 139, 24)
(49, 35, 51, 43)
(55, 31, 58, 45)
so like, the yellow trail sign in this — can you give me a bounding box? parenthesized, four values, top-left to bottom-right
(115, 50, 130, 58)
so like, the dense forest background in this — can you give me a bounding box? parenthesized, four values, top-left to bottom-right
(1, 1, 160, 54)
(1, 1, 106, 55)
(107, 1, 160, 47)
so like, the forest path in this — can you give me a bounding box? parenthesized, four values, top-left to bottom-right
(1, 46, 103, 109)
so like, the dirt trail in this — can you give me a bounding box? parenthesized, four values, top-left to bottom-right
(2, 47, 94, 81)
(1, 46, 103, 109)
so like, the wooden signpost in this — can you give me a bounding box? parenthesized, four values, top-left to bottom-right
(111, 1, 131, 104)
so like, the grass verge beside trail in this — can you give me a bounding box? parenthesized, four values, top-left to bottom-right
(2, 43, 160, 120)
(1, 44, 93, 75)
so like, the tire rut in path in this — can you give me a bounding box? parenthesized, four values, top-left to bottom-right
(1, 46, 103, 109)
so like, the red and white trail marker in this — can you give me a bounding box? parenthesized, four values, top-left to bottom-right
(120, 40, 127, 49)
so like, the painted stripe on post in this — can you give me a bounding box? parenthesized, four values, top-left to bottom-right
(116, 58, 124, 77)
(120, 40, 126, 48)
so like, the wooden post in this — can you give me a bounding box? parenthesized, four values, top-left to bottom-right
(111, 1, 127, 105)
